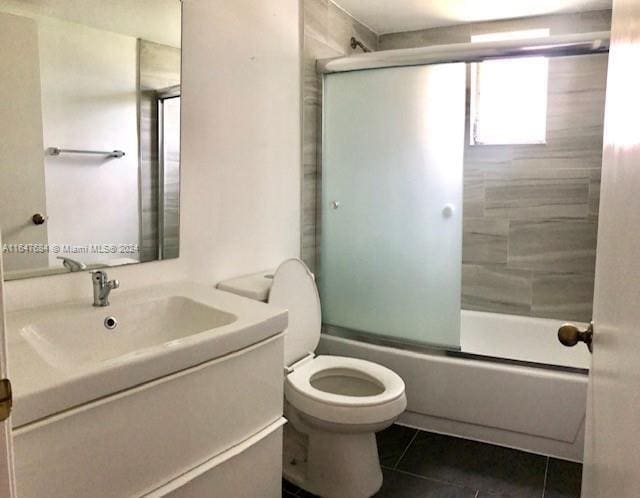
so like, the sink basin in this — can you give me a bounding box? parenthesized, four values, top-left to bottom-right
(7, 281, 288, 427)
(20, 296, 237, 369)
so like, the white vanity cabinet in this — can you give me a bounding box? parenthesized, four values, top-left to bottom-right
(8, 283, 287, 498)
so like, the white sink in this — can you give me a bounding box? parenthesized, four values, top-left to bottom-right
(20, 296, 237, 369)
(7, 281, 288, 427)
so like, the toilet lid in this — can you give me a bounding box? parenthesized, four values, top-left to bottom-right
(269, 259, 321, 367)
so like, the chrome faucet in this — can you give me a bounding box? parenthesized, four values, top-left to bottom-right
(57, 256, 87, 272)
(91, 271, 119, 307)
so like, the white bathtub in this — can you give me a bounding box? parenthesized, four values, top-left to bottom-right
(319, 310, 590, 462)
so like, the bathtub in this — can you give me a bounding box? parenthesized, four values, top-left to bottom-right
(318, 310, 590, 462)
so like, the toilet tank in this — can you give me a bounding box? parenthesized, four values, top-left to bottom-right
(217, 271, 275, 302)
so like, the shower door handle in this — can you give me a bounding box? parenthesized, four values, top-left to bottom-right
(558, 322, 593, 353)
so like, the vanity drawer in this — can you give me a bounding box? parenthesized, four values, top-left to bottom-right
(13, 334, 284, 498)
(146, 419, 285, 498)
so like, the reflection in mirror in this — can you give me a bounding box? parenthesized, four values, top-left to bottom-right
(0, 0, 182, 281)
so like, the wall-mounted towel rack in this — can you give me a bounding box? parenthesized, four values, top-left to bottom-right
(47, 147, 125, 159)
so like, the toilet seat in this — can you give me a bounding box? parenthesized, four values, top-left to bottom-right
(269, 259, 406, 426)
(269, 259, 322, 366)
(285, 355, 406, 426)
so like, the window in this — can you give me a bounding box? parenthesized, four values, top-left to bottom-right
(470, 29, 550, 145)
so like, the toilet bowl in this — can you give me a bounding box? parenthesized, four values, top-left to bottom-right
(267, 259, 407, 498)
(285, 355, 406, 429)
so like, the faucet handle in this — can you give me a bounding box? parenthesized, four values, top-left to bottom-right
(91, 270, 113, 285)
(109, 279, 120, 290)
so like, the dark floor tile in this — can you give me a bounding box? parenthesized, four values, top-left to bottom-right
(476, 494, 517, 497)
(377, 424, 418, 468)
(283, 479, 300, 494)
(476, 493, 531, 497)
(374, 468, 478, 497)
(297, 490, 319, 497)
(544, 458, 583, 498)
(397, 431, 546, 498)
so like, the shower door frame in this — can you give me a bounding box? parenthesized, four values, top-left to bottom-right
(156, 85, 181, 260)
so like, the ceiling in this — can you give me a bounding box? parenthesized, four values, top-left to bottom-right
(335, 0, 612, 34)
(1, 0, 181, 47)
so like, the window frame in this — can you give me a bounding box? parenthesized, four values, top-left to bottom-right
(469, 29, 550, 146)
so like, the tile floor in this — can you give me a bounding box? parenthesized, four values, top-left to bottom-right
(282, 424, 582, 498)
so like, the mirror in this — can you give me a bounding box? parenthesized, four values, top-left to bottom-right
(0, 0, 182, 281)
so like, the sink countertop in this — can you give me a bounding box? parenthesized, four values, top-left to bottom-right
(6, 281, 288, 428)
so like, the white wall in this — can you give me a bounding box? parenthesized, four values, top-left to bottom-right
(4, 0, 302, 311)
(38, 17, 140, 265)
(179, 0, 302, 284)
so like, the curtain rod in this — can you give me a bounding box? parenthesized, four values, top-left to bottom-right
(318, 31, 610, 74)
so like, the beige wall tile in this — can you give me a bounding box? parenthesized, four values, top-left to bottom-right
(463, 168, 485, 218)
(588, 169, 601, 220)
(462, 218, 509, 264)
(462, 264, 532, 315)
(508, 220, 598, 273)
(531, 272, 595, 321)
(484, 169, 590, 220)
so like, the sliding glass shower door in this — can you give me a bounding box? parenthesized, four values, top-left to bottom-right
(320, 64, 466, 349)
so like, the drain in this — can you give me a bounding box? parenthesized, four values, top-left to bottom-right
(104, 316, 118, 330)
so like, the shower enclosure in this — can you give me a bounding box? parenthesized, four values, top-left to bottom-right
(314, 32, 609, 460)
(317, 31, 608, 363)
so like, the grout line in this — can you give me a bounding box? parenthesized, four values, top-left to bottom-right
(541, 456, 550, 498)
(390, 467, 474, 491)
(393, 429, 419, 470)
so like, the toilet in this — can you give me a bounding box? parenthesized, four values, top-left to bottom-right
(219, 259, 407, 497)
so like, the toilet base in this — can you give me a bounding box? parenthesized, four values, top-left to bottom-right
(308, 429, 383, 498)
(283, 407, 385, 498)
